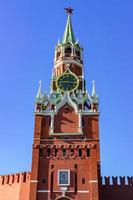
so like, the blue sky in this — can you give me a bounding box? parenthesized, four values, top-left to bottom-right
(0, 0, 133, 176)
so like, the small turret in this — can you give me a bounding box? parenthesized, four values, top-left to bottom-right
(36, 80, 42, 100)
(35, 81, 43, 112)
(91, 80, 99, 112)
(92, 80, 96, 97)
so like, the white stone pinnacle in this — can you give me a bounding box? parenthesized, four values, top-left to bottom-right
(36, 80, 42, 99)
(92, 80, 96, 97)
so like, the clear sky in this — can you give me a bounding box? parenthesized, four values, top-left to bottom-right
(0, 0, 133, 177)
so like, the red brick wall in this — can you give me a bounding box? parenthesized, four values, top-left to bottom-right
(54, 104, 79, 133)
(100, 176, 133, 200)
(0, 172, 30, 200)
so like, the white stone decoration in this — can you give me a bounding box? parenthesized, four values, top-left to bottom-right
(55, 92, 78, 113)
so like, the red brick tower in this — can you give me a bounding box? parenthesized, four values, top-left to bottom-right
(29, 8, 100, 200)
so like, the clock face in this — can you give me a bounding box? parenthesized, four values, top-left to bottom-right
(57, 73, 79, 92)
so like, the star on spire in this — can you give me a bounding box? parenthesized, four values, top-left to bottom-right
(65, 7, 74, 15)
(62, 7, 75, 44)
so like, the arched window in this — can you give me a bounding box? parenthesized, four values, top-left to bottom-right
(55, 148, 58, 157)
(65, 46, 72, 54)
(87, 148, 90, 157)
(47, 148, 50, 157)
(62, 148, 66, 157)
(75, 47, 81, 58)
(71, 148, 74, 157)
(79, 149, 82, 157)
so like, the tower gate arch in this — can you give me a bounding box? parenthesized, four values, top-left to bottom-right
(55, 197, 71, 200)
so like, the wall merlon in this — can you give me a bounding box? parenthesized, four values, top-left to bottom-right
(0, 172, 31, 186)
(101, 176, 133, 186)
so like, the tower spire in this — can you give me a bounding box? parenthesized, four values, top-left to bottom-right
(62, 7, 76, 44)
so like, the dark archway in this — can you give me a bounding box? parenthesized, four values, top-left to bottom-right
(56, 197, 71, 200)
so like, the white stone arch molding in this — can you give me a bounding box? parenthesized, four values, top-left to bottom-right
(55, 196, 72, 200)
(64, 42, 74, 53)
(55, 92, 78, 113)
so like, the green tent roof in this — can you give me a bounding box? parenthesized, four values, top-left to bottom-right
(62, 15, 76, 44)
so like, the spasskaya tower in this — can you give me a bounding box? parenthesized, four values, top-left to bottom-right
(29, 7, 100, 200)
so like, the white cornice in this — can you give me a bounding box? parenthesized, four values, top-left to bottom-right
(54, 60, 83, 68)
(34, 111, 99, 116)
(49, 132, 83, 136)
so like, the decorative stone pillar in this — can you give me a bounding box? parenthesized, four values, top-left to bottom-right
(50, 113, 54, 133)
(78, 112, 82, 132)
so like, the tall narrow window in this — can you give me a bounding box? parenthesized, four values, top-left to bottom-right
(79, 149, 82, 157)
(62, 149, 66, 157)
(82, 177, 85, 184)
(39, 148, 43, 158)
(76, 50, 81, 58)
(87, 148, 90, 157)
(47, 148, 50, 157)
(55, 149, 58, 157)
(71, 149, 74, 157)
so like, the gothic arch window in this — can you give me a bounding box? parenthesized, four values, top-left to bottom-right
(87, 148, 90, 157)
(65, 46, 72, 54)
(47, 148, 50, 157)
(79, 149, 82, 157)
(62, 148, 66, 157)
(75, 47, 81, 58)
(70, 148, 74, 157)
(55, 148, 58, 157)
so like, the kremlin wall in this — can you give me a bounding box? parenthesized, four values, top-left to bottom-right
(0, 172, 30, 200)
(0, 173, 133, 199)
